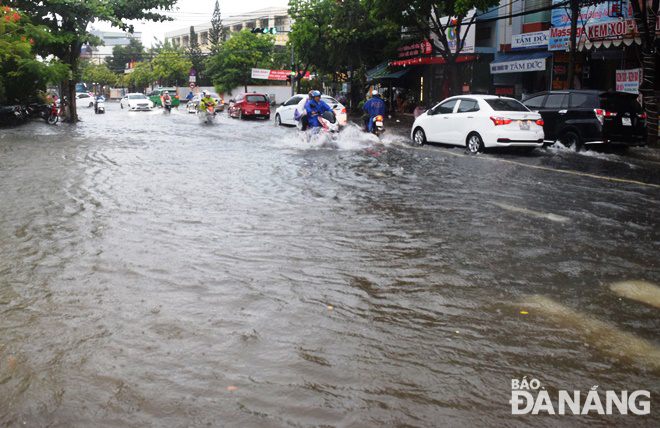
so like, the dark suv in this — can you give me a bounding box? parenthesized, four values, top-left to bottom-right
(522, 90, 646, 149)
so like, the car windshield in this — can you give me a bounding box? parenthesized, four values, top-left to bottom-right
(209, 93, 219, 99)
(485, 98, 529, 112)
(323, 97, 339, 104)
(246, 95, 268, 103)
(129, 94, 147, 100)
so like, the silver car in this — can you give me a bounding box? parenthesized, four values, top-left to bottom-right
(186, 93, 224, 113)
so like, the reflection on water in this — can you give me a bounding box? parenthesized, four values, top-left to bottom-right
(0, 106, 658, 426)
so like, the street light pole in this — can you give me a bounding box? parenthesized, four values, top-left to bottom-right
(291, 40, 295, 96)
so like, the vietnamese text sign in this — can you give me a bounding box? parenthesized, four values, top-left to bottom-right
(251, 68, 311, 80)
(512, 31, 549, 50)
(398, 40, 432, 58)
(616, 68, 642, 93)
(490, 58, 547, 74)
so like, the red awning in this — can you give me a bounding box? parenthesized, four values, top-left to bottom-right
(390, 55, 476, 67)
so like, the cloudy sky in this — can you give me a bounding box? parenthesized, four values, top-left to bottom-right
(93, 0, 289, 46)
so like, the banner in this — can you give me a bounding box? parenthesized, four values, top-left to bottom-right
(616, 68, 642, 93)
(432, 9, 476, 54)
(251, 69, 311, 80)
(490, 57, 547, 74)
(549, 0, 635, 50)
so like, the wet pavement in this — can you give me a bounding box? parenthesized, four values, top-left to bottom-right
(0, 103, 659, 427)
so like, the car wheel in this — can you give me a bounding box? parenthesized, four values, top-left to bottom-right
(89, 102, 94, 108)
(120, 103, 123, 109)
(560, 131, 582, 151)
(239, 110, 244, 120)
(265, 115, 270, 121)
(413, 127, 426, 145)
(467, 132, 484, 153)
(275, 114, 282, 126)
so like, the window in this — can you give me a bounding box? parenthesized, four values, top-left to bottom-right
(486, 99, 529, 112)
(434, 99, 457, 114)
(275, 17, 287, 32)
(457, 99, 480, 113)
(246, 95, 268, 103)
(285, 96, 302, 106)
(569, 93, 597, 108)
(544, 94, 567, 109)
(323, 97, 339, 105)
(523, 95, 546, 110)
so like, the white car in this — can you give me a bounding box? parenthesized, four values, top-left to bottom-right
(275, 94, 347, 127)
(186, 93, 224, 113)
(76, 92, 94, 108)
(411, 95, 545, 153)
(120, 93, 154, 111)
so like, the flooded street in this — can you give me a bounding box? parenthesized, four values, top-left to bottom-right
(1, 104, 658, 427)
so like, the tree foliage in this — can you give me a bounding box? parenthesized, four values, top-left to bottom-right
(188, 26, 204, 81)
(81, 62, 118, 90)
(123, 61, 152, 92)
(205, 29, 275, 94)
(208, 0, 225, 50)
(0, 5, 67, 102)
(104, 38, 145, 73)
(151, 49, 192, 87)
(288, 0, 399, 100)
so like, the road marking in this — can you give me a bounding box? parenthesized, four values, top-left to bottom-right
(493, 202, 570, 222)
(390, 141, 660, 189)
(523, 296, 660, 371)
(610, 280, 660, 308)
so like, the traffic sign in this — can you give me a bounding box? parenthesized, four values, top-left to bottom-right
(189, 69, 196, 76)
(189, 82, 195, 88)
(189, 75, 196, 83)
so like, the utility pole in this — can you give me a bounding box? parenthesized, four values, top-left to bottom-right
(567, 0, 580, 89)
(291, 40, 295, 96)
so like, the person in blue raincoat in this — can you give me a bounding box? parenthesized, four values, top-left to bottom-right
(305, 90, 333, 128)
(362, 90, 386, 132)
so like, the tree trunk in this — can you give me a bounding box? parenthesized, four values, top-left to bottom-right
(567, 0, 579, 90)
(64, 44, 82, 124)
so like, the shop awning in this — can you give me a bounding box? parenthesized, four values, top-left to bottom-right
(366, 63, 410, 81)
(489, 51, 552, 74)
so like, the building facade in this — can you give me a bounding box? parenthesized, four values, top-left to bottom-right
(164, 7, 292, 52)
(83, 28, 142, 65)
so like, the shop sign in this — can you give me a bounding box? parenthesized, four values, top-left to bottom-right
(494, 85, 515, 96)
(512, 31, 549, 50)
(398, 40, 432, 58)
(490, 58, 547, 74)
(616, 68, 642, 93)
(432, 8, 476, 54)
(549, 0, 635, 50)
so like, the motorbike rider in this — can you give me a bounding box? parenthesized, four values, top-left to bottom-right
(199, 91, 216, 115)
(294, 90, 314, 131)
(362, 90, 386, 132)
(162, 91, 173, 108)
(305, 90, 333, 129)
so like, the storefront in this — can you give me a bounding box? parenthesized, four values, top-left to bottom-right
(490, 30, 551, 98)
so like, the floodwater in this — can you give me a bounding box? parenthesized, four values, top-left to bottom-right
(1, 104, 658, 427)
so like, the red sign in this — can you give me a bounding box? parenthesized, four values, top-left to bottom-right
(251, 68, 311, 80)
(390, 55, 475, 67)
(397, 40, 432, 58)
(189, 82, 195, 88)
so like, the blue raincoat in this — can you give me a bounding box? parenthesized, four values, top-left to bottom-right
(362, 96, 386, 131)
(305, 99, 332, 128)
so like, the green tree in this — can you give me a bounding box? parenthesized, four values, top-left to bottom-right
(370, 0, 500, 96)
(151, 49, 192, 87)
(104, 38, 145, 74)
(208, 0, 225, 50)
(289, 0, 399, 104)
(8, 0, 178, 123)
(206, 29, 275, 94)
(123, 61, 152, 92)
(0, 5, 68, 102)
(81, 62, 118, 93)
(188, 26, 204, 82)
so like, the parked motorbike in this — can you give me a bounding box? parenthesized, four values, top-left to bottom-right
(0, 105, 26, 126)
(47, 102, 59, 124)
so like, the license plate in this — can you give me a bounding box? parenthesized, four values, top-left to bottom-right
(376, 121, 383, 126)
(519, 121, 530, 130)
(622, 117, 632, 126)
(255, 110, 261, 114)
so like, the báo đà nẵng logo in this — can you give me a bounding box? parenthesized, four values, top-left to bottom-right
(510, 377, 650, 415)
